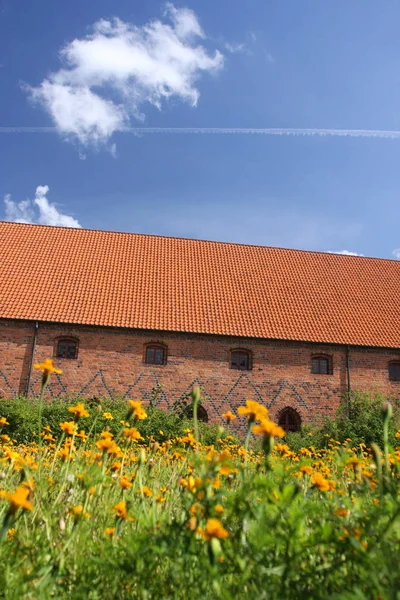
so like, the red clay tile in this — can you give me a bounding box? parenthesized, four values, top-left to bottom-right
(0, 221, 399, 348)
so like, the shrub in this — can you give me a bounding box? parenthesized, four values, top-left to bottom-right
(0, 397, 234, 446)
(320, 391, 400, 448)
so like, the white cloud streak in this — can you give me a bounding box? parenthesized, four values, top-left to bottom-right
(392, 249, 400, 259)
(3, 127, 400, 140)
(326, 250, 364, 256)
(4, 186, 81, 228)
(25, 4, 223, 147)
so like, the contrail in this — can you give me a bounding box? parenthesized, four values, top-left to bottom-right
(1, 126, 400, 139)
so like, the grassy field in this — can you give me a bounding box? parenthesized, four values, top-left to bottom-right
(0, 362, 399, 599)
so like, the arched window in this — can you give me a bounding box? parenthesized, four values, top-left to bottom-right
(278, 407, 301, 433)
(388, 362, 400, 381)
(56, 338, 78, 359)
(231, 349, 252, 371)
(185, 404, 209, 423)
(144, 344, 167, 365)
(311, 355, 332, 375)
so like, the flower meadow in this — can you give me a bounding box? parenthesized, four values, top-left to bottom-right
(0, 362, 400, 599)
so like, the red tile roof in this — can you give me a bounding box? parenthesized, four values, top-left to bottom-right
(0, 221, 399, 348)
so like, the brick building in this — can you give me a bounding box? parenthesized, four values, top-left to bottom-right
(0, 221, 400, 432)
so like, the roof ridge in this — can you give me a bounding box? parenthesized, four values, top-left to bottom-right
(0, 220, 393, 262)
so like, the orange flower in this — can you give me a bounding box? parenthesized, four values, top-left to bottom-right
(34, 358, 62, 375)
(253, 418, 285, 439)
(119, 476, 133, 490)
(3, 486, 33, 513)
(113, 500, 128, 520)
(68, 403, 89, 419)
(138, 486, 153, 498)
(237, 400, 269, 422)
(197, 518, 229, 541)
(222, 411, 236, 424)
(311, 472, 336, 492)
(59, 421, 76, 436)
(300, 465, 313, 476)
(105, 527, 116, 536)
(127, 400, 147, 421)
(122, 427, 143, 442)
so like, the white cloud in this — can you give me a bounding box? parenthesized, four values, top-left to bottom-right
(26, 4, 223, 148)
(224, 42, 246, 54)
(392, 249, 400, 259)
(326, 250, 364, 256)
(4, 186, 81, 228)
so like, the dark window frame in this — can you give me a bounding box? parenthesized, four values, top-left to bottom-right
(230, 349, 252, 371)
(388, 362, 400, 381)
(144, 343, 168, 366)
(311, 355, 332, 375)
(278, 407, 301, 433)
(55, 337, 79, 360)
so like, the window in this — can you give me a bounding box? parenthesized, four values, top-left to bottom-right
(145, 344, 167, 365)
(389, 362, 400, 381)
(311, 355, 331, 375)
(56, 338, 78, 359)
(278, 407, 301, 433)
(231, 350, 252, 371)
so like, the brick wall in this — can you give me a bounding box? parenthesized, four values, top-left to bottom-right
(0, 318, 399, 429)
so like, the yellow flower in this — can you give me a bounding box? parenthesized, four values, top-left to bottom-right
(113, 500, 128, 520)
(34, 358, 62, 375)
(7, 528, 15, 540)
(300, 465, 313, 476)
(0, 417, 9, 428)
(59, 421, 76, 436)
(122, 427, 143, 442)
(96, 438, 121, 456)
(127, 400, 147, 421)
(237, 400, 269, 422)
(311, 472, 336, 492)
(222, 411, 236, 424)
(69, 505, 85, 518)
(197, 518, 229, 541)
(138, 486, 153, 498)
(105, 527, 116, 536)
(33, 359, 62, 386)
(214, 504, 224, 514)
(76, 430, 88, 441)
(4, 486, 33, 513)
(253, 418, 285, 439)
(103, 412, 113, 420)
(119, 476, 133, 490)
(68, 403, 89, 419)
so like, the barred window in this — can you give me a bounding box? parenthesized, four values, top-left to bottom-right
(389, 362, 400, 381)
(311, 356, 332, 375)
(145, 345, 167, 365)
(56, 338, 78, 359)
(231, 350, 252, 371)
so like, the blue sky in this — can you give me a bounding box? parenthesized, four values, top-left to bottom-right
(1, 0, 400, 258)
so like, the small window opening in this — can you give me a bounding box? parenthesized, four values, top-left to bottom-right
(231, 350, 251, 371)
(57, 339, 78, 359)
(311, 356, 331, 375)
(145, 345, 166, 365)
(389, 362, 400, 381)
(278, 407, 301, 433)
